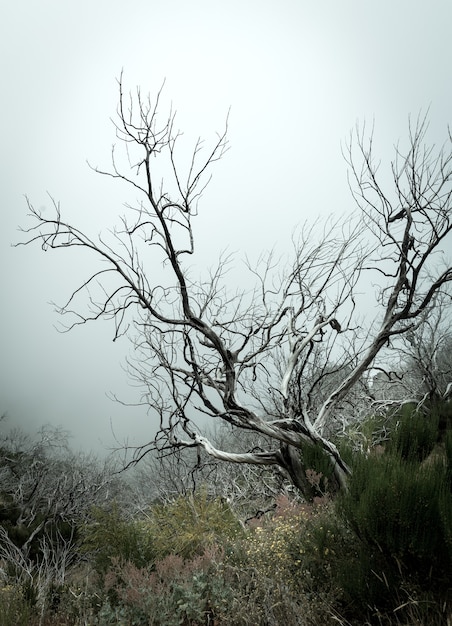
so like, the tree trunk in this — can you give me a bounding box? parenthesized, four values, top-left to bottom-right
(277, 442, 344, 501)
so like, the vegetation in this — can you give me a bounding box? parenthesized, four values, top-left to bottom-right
(1, 401, 451, 624)
(338, 403, 452, 622)
(8, 80, 452, 623)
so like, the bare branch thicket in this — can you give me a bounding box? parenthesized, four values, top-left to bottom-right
(399, 290, 452, 400)
(17, 80, 452, 496)
(0, 424, 119, 594)
(366, 287, 451, 405)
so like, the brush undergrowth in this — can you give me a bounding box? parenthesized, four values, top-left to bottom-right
(1, 405, 451, 625)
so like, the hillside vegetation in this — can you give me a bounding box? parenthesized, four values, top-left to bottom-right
(0, 402, 451, 625)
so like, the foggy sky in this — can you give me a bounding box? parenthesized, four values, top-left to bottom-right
(1, 0, 451, 454)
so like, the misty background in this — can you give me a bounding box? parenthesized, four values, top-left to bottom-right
(1, 0, 451, 455)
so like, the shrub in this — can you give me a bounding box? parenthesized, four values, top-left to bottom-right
(342, 454, 451, 570)
(141, 489, 243, 561)
(338, 405, 452, 622)
(217, 564, 316, 626)
(0, 585, 32, 626)
(81, 491, 243, 621)
(232, 496, 348, 623)
(99, 546, 234, 626)
(300, 441, 335, 498)
(81, 502, 156, 578)
(387, 404, 438, 462)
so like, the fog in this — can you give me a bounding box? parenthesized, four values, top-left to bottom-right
(1, 0, 451, 454)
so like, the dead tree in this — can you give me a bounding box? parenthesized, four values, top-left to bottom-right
(18, 79, 452, 497)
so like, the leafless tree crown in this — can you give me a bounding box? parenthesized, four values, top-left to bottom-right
(18, 81, 452, 495)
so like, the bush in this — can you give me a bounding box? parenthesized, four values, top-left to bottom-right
(141, 489, 243, 561)
(342, 454, 451, 570)
(81, 490, 243, 620)
(99, 547, 233, 626)
(338, 404, 452, 622)
(299, 441, 335, 498)
(387, 404, 438, 462)
(232, 496, 348, 623)
(81, 502, 156, 578)
(0, 585, 32, 626)
(99, 542, 324, 626)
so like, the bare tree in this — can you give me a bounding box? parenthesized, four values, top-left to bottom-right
(365, 289, 451, 403)
(399, 291, 452, 401)
(18, 79, 452, 497)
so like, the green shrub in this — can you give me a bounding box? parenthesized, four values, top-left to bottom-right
(445, 428, 452, 488)
(388, 404, 438, 462)
(83, 491, 238, 573)
(300, 441, 335, 498)
(341, 453, 451, 572)
(81, 502, 156, 577)
(142, 489, 243, 561)
(338, 411, 452, 623)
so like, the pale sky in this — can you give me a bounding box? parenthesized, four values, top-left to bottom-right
(1, 0, 451, 453)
